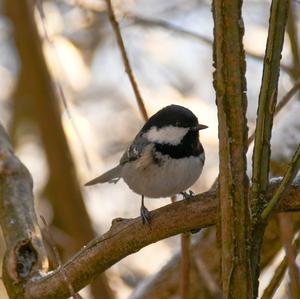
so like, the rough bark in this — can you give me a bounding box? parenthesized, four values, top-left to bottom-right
(212, 0, 251, 298)
(0, 123, 48, 298)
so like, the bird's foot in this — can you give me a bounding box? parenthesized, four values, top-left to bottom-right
(180, 190, 194, 200)
(140, 205, 151, 225)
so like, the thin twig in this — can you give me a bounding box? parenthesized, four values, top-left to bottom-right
(129, 14, 212, 46)
(40, 216, 82, 299)
(278, 214, 300, 299)
(261, 236, 300, 299)
(35, 0, 92, 171)
(261, 144, 300, 220)
(194, 255, 223, 299)
(248, 79, 300, 146)
(171, 196, 191, 299)
(57, 0, 294, 77)
(287, 0, 300, 79)
(127, 14, 293, 75)
(180, 232, 191, 299)
(105, 0, 148, 121)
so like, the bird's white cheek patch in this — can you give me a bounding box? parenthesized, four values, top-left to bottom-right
(145, 126, 189, 145)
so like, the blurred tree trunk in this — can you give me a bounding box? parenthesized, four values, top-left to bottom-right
(4, 0, 114, 298)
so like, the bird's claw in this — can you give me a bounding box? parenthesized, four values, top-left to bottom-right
(180, 190, 194, 200)
(140, 205, 151, 225)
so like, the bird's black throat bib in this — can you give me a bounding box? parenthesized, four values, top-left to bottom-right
(154, 130, 204, 159)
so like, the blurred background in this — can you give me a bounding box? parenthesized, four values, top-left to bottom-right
(0, 0, 299, 298)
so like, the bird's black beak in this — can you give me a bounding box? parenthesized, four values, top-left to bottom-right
(193, 124, 208, 131)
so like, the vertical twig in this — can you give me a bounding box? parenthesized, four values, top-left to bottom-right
(104, 0, 148, 121)
(250, 1, 289, 296)
(212, 0, 251, 298)
(287, 0, 300, 79)
(180, 232, 191, 299)
(251, 0, 289, 216)
(171, 195, 191, 299)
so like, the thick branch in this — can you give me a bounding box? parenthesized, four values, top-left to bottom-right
(24, 181, 300, 299)
(0, 123, 48, 297)
(212, 0, 251, 298)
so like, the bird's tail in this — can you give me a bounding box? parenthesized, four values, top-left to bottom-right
(85, 165, 122, 186)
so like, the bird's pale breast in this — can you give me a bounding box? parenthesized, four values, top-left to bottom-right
(121, 148, 204, 198)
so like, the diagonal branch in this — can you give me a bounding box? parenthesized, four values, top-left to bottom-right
(261, 236, 300, 299)
(24, 180, 300, 299)
(105, 0, 148, 121)
(261, 144, 300, 220)
(127, 14, 293, 76)
(248, 79, 300, 146)
(278, 214, 300, 299)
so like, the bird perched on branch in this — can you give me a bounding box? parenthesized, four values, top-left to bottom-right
(85, 104, 207, 224)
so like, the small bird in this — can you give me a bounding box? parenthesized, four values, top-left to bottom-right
(85, 104, 207, 224)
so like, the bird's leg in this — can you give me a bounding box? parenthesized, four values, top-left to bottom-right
(140, 195, 150, 224)
(180, 190, 194, 200)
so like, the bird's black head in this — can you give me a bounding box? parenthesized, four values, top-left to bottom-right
(141, 105, 207, 158)
(142, 104, 199, 131)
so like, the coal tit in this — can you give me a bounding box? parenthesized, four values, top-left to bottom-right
(85, 104, 207, 224)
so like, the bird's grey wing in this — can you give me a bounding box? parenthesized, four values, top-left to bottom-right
(120, 134, 149, 165)
(85, 134, 149, 186)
